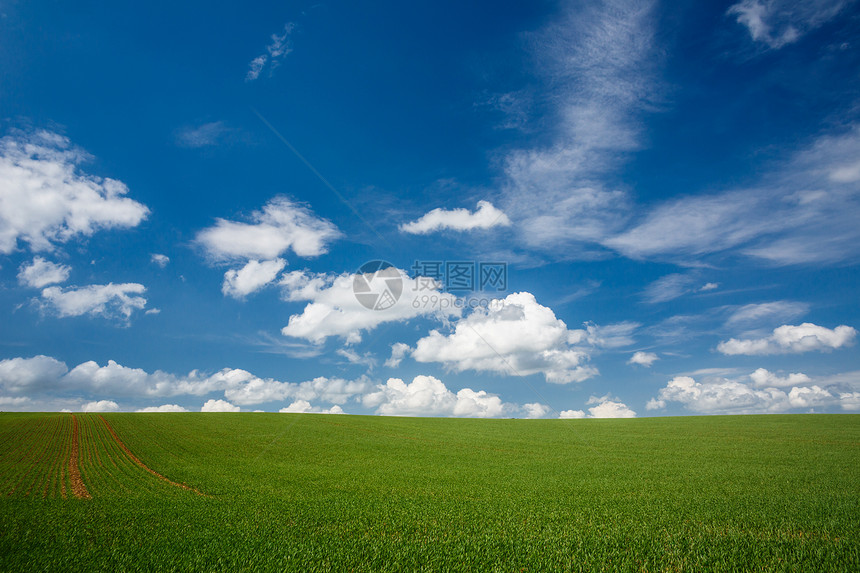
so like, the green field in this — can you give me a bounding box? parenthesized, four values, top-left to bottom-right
(0, 412, 858, 571)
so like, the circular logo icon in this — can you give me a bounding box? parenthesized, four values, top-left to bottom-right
(353, 260, 403, 311)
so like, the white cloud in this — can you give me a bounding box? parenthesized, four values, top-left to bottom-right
(246, 23, 295, 81)
(559, 395, 636, 418)
(384, 342, 411, 368)
(500, 0, 658, 251)
(196, 196, 340, 261)
(725, 301, 809, 327)
(728, 0, 849, 49)
(0, 355, 68, 393)
(0, 130, 149, 254)
(280, 268, 460, 344)
(522, 402, 552, 419)
(18, 257, 71, 288)
(83, 399, 119, 412)
(222, 258, 286, 299)
(718, 323, 857, 355)
(175, 122, 231, 148)
(586, 396, 637, 418)
(60, 358, 374, 406)
(645, 398, 665, 410)
(150, 254, 169, 268)
(411, 292, 597, 384)
(837, 392, 860, 410)
(787, 385, 834, 409)
(749, 368, 811, 388)
(652, 372, 860, 414)
(335, 348, 376, 369)
(642, 273, 698, 303)
(607, 126, 860, 265)
(400, 201, 511, 234)
(628, 351, 658, 367)
(201, 399, 240, 412)
(279, 400, 345, 414)
(559, 409, 586, 419)
(652, 376, 791, 414)
(362, 375, 507, 418)
(136, 404, 188, 413)
(40, 283, 148, 321)
(246, 56, 267, 81)
(699, 283, 719, 292)
(0, 396, 32, 408)
(583, 321, 639, 349)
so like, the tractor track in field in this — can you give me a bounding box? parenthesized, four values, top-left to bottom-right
(69, 415, 91, 499)
(97, 415, 209, 497)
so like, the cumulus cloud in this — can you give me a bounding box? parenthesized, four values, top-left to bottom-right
(246, 23, 295, 81)
(522, 402, 552, 419)
(150, 254, 169, 268)
(136, 404, 188, 413)
(362, 375, 507, 417)
(18, 257, 71, 288)
(280, 267, 460, 344)
(201, 399, 240, 412)
(749, 368, 811, 388)
(628, 351, 658, 367)
(279, 400, 345, 414)
(559, 395, 636, 418)
(649, 376, 791, 414)
(59, 358, 374, 407)
(384, 342, 411, 368)
(411, 292, 597, 384)
(648, 374, 860, 414)
(40, 283, 148, 321)
(717, 323, 857, 355)
(586, 395, 637, 418)
(559, 409, 586, 419)
(0, 355, 69, 394)
(222, 258, 286, 299)
(399, 200, 511, 234)
(787, 385, 834, 409)
(196, 196, 340, 262)
(728, 0, 849, 49)
(0, 130, 149, 254)
(83, 400, 119, 412)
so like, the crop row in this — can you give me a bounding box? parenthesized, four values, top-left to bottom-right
(0, 413, 200, 499)
(0, 414, 73, 499)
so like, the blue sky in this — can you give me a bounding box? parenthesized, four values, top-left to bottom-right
(1, 0, 859, 417)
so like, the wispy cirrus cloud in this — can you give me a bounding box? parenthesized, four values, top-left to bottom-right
(606, 126, 860, 265)
(501, 0, 659, 252)
(174, 121, 236, 148)
(246, 23, 295, 81)
(727, 0, 852, 49)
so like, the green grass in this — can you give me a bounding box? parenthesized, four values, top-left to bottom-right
(1, 413, 858, 571)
